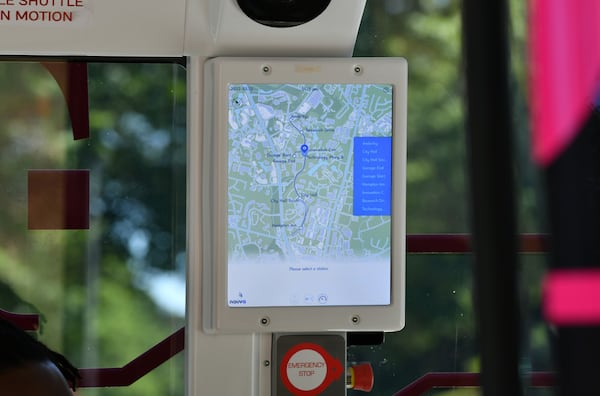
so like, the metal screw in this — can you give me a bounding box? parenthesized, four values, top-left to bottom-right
(264, 360, 271, 367)
(260, 316, 270, 326)
(262, 65, 271, 73)
(353, 65, 362, 74)
(351, 315, 360, 324)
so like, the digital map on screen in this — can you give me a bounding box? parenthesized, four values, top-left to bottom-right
(227, 83, 393, 307)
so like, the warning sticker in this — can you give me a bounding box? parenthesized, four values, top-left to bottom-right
(285, 349, 328, 392)
(0, 0, 91, 26)
(279, 342, 343, 396)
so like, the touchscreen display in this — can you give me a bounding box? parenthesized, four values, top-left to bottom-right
(227, 83, 393, 307)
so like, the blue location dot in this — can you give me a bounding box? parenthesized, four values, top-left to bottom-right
(301, 144, 308, 156)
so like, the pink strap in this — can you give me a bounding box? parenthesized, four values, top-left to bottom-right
(543, 269, 600, 325)
(529, 0, 600, 166)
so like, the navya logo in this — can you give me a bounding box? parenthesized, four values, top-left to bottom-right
(230, 292, 247, 305)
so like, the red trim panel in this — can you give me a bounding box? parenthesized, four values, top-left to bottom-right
(0, 309, 40, 331)
(41, 62, 90, 140)
(406, 234, 547, 253)
(392, 371, 555, 396)
(79, 327, 185, 387)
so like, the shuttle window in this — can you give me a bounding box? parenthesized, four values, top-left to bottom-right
(0, 61, 187, 396)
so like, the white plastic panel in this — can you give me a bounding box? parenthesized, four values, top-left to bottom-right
(0, 0, 365, 57)
(201, 57, 407, 334)
(0, 0, 186, 56)
(183, 0, 367, 57)
(187, 55, 272, 396)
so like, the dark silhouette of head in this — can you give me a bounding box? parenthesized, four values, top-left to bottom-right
(0, 317, 79, 395)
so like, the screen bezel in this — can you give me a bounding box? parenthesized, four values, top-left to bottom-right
(202, 57, 407, 333)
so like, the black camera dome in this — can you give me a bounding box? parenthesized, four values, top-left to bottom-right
(237, 0, 332, 27)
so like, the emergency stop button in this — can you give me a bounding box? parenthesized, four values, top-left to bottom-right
(275, 334, 345, 396)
